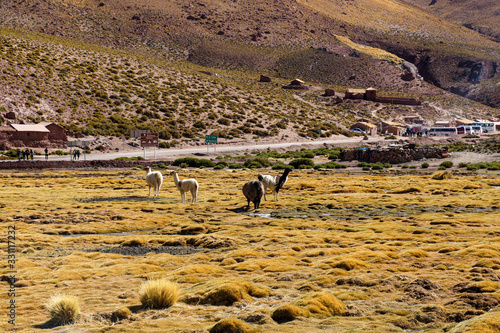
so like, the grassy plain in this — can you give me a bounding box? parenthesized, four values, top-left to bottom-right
(1, 168, 499, 332)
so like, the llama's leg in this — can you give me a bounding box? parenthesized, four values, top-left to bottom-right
(181, 191, 186, 203)
(149, 185, 151, 196)
(263, 185, 267, 201)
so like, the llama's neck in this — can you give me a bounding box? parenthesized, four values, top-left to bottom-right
(172, 172, 180, 185)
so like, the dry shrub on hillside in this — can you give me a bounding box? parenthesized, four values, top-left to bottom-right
(139, 278, 180, 309)
(45, 294, 80, 325)
(209, 317, 259, 333)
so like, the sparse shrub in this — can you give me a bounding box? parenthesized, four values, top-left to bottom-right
(45, 294, 80, 325)
(421, 162, 429, 169)
(440, 161, 453, 169)
(173, 157, 215, 168)
(401, 164, 409, 169)
(152, 163, 168, 169)
(139, 278, 180, 309)
(289, 158, 314, 169)
(214, 161, 228, 170)
(272, 161, 287, 169)
(243, 157, 272, 169)
(159, 142, 171, 149)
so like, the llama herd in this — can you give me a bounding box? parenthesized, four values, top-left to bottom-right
(145, 167, 292, 209)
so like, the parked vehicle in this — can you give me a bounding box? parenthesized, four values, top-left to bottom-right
(456, 126, 473, 135)
(471, 126, 482, 135)
(428, 127, 458, 136)
(469, 122, 499, 133)
(350, 128, 366, 134)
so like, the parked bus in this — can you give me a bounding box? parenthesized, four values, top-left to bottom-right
(428, 127, 458, 136)
(469, 122, 499, 133)
(456, 126, 473, 135)
(471, 126, 482, 135)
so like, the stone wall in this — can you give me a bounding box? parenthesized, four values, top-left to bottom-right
(340, 146, 444, 164)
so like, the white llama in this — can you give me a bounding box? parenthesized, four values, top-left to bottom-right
(146, 167, 163, 197)
(170, 170, 198, 203)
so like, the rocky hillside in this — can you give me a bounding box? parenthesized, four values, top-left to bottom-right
(0, 0, 498, 144)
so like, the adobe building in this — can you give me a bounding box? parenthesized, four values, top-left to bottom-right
(379, 120, 407, 136)
(0, 122, 67, 148)
(9, 124, 50, 142)
(344, 88, 366, 99)
(39, 122, 68, 142)
(350, 122, 377, 136)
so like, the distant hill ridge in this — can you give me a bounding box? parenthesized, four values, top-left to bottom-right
(0, 0, 498, 143)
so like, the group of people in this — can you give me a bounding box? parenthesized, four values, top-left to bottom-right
(17, 149, 34, 161)
(72, 149, 81, 160)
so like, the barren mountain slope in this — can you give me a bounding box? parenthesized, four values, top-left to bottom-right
(401, 0, 500, 42)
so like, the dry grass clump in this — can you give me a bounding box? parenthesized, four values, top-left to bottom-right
(401, 249, 430, 258)
(271, 304, 304, 323)
(432, 170, 454, 180)
(111, 307, 132, 322)
(474, 259, 500, 269)
(121, 238, 148, 247)
(273, 291, 345, 322)
(139, 278, 180, 309)
(45, 294, 80, 325)
(184, 279, 270, 306)
(209, 317, 259, 333)
(329, 258, 368, 271)
(389, 186, 423, 194)
(447, 309, 500, 333)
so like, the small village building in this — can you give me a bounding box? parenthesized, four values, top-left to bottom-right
(282, 79, 308, 90)
(39, 122, 68, 141)
(404, 116, 424, 124)
(259, 75, 272, 82)
(351, 122, 377, 136)
(455, 118, 474, 126)
(9, 124, 50, 142)
(0, 122, 67, 148)
(434, 120, 454, 127)
(379, 121, 407, 136)
(324, 89, 335, 96)
(344, 88, 366, 99)
(365, 87, 377, 101)
(290, 79, 304, 86)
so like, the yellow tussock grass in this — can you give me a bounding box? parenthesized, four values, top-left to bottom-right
(294, 291, 346, 317)
(447, 310, 500, 333)
(209, 317, 259, 333)
(139, 278, 180, 309)
(45, 294, 80, 325)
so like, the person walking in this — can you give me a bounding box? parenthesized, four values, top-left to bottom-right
(44, 148, 49, 160)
